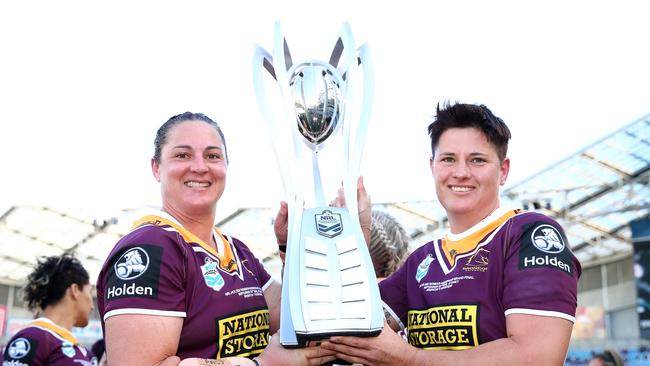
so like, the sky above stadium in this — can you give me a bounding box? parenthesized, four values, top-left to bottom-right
(1, 1, 649, 221)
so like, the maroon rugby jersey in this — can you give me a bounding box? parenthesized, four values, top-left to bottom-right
(379, 207, 581, 350)
(97, 211, 273, 359)
(2, 318, 96, 366)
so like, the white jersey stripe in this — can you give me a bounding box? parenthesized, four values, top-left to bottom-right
(504, 308, 576, 323)
(382, 300, 406, 332)
(104, 308, 186, 322)
(261, 277, 274, 291)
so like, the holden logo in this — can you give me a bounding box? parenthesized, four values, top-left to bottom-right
(531, 225, 565, 254)
(8, 338, 31, 359)
(114, 247, 150, 280)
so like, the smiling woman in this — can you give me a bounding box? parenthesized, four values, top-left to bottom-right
(95, 112, 335, 366)
(152, 115, 229, 222)
(321, 102, 582, 366)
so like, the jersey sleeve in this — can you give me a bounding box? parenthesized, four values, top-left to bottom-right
(502, 213, 581, 322)
(379, 258, 410, 328)
(99, 225, 187, 321)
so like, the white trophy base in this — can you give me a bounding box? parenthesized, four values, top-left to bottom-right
(280, 207, 383, 347)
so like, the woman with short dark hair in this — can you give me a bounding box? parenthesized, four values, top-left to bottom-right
(323, 102, 582, 365)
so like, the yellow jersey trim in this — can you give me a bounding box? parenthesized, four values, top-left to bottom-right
(441, 209, 518, 267)
(132, 215, 237, 273)
(30, 319, 78, 345)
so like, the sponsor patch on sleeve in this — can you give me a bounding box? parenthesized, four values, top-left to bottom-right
(105, 245, 162, 301)
(407, 305, 479, 350)
(4, 337, 37, 365)
(216, 309, 270, 358)
(518, 222, 573, 275)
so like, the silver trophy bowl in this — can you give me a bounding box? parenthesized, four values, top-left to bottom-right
(289, 62, 343, 149)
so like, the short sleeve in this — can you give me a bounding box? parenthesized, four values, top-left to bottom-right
(98, 225, 187, 320)
(503, 214, 581, 322)
(379, 259, 410, 326)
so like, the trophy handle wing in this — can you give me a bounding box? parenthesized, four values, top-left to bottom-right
(252, 45, 294, 201)
(350, 42, 374, 190)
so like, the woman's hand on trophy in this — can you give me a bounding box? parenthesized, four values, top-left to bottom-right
(330, 176, 372, 244)
(256, 332, 337, 366)
(356, 176, 372, 239)
(274, 201, 288, 262)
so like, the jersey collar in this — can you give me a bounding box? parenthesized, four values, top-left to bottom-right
(131, 211, 237, 273)
(29, 317, 78, 345)
(437, 206, 519, 271)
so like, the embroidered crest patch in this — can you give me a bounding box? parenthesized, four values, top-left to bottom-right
(201, 258, 225, 291)
(416, 254, 434, 283)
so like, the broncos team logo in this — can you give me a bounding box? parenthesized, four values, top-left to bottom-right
(114, 247, 150, 280)
(531, 225, 565, 254)
(464, 248, 490, 272)
(468, 249, 489, 266)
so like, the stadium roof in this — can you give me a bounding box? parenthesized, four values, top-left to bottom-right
(502, 113, 650, 264)
(0, 113, 648, 286)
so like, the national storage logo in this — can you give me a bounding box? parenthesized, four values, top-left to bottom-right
(216, 309, 270, 358)
(407, 304, 479, 350)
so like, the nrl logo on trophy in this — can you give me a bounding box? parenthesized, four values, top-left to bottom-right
(315, 209, 343, 238)
(253, 22, 383, 346)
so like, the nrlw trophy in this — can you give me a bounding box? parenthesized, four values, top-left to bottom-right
(253, 22, 383, 346)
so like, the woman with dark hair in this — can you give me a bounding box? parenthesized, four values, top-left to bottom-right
(2, 254, 96, 365)
(322, 102, 581, 365)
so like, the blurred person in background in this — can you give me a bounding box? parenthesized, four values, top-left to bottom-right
(91, 338, 106, 366)
(368, 210, 410, 280)
(589, 349, 625, 366)
(2, 254, 97, 365)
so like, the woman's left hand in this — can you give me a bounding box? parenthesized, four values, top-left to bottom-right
(320, 323, 413, 366)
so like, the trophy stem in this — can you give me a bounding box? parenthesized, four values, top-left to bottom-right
(311, 151, 326, 207)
